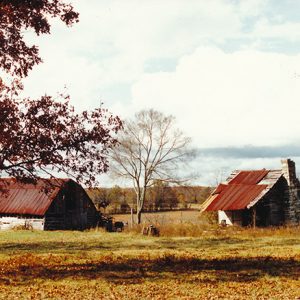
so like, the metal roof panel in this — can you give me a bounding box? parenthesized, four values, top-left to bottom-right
(202, 169, 284, 212)
(0, 179, 68, 216)
(206, 184, 268, 211)
(228, 170, 269, 185)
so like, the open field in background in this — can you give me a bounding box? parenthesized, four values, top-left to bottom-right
(112, 208, 205, 225)
(0, 227, 299, 299)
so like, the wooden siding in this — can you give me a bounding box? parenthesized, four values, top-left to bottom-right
(44, 181, 99, 230)
(254, 176, 286, 226)
(208, 161, 300, 226)
(217, 176, 287, 227)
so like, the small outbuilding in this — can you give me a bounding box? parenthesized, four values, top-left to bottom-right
(201, 159, 300, 226)
(0, 178, 99, 230)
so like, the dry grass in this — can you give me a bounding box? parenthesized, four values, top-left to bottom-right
(113, 209, 207, 225)
(0, 227, 299, 299)
(126, 221, 300, 237)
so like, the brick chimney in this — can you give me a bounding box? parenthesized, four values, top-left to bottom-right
(281, 159, 300, 224)
(281, 158, 297, 186)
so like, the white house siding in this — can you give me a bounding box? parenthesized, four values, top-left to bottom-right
(218, 211, 233, 225)
(0, 217, 44, 230)
(218, 210, 242, 226)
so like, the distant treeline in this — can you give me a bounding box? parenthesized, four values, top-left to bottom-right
(86, 183, 212, 214)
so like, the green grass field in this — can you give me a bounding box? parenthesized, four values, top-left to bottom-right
(0, 227, 299, 299)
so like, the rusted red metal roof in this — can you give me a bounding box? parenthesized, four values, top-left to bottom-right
(228, 170, 268, 185)
(212, 183, 227, 195)
(206, 184, 267, 211)
(0, 178, 68, 216)
(205, 170, 270, 211)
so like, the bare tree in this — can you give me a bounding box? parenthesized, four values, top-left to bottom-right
(110, 109, 193, 224)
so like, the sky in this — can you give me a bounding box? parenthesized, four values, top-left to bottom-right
(22, 0, 300, 186)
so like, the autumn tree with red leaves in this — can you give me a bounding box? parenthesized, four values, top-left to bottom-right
(0, 0, 79, 78)
(0, 1, 122, 186)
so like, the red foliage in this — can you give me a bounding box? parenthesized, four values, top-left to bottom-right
(0, 1, 123, 186)
(0, 0, 79, 78)
(0, 84, 122, 186)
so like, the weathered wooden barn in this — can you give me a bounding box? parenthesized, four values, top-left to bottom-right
(202, 159, 300, 226)
(0, 178, 99, 230)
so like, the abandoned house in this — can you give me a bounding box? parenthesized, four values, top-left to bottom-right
(0, 178, 99, 230)
(201, 159, 300, 226)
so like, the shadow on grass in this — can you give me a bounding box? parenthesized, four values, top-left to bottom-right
(1, 256, 299, 285)
(1, 235, 299, 253)
(0, 237, 245, 253)
(0, 241, 111, 252)
(156, 237, 246, 249)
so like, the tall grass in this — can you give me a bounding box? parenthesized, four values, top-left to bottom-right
(126, 223, 300, 238)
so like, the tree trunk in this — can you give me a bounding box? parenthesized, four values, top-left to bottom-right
(137, 209, 142, 224)
(136, 186, 146, 224)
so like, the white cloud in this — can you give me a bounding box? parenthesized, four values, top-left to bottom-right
(17, 1, 300, 185)
(237, 0, 268, 17)
(130, 47, 300, 148)
(253, 18, 300, 41)
(21, 0, 244, 108)
(193, 156, 300, 186)
(21, 0, 300, 112)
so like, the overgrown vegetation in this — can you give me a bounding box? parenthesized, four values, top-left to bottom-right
(0, 227, 299, 299)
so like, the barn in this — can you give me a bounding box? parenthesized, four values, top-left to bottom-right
(201, 159, 300, 226)
(0, 178, 99, 230)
